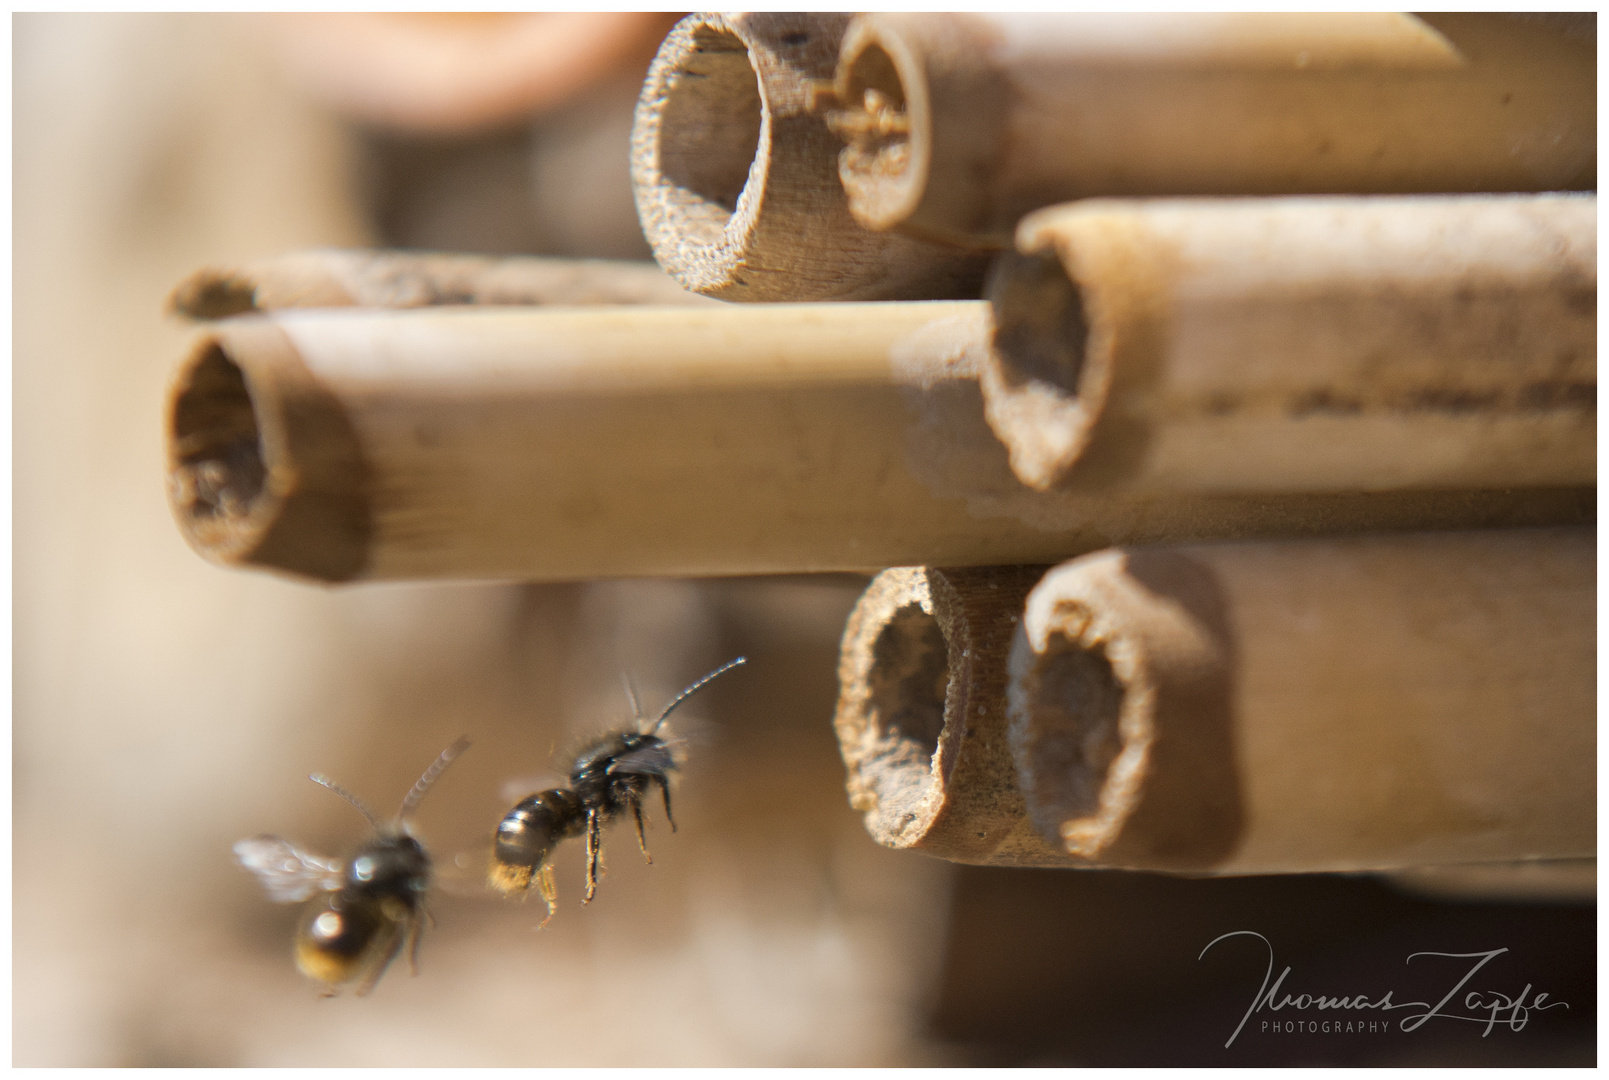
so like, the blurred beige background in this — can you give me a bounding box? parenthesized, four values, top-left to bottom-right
(13, 14, 953, 1066)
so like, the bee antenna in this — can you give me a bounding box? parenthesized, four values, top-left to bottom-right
(650, 656, 747, 733)
(309, 774, 380, 829)
(399, 735, 472, 821)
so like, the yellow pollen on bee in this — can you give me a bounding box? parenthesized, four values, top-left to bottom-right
(295, 934, 358, 985)
(489, 861, 534, 896)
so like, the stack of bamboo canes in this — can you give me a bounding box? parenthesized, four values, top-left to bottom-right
(166, 13, 1594, 887)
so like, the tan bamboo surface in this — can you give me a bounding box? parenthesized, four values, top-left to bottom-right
(1386, 859, 1596, 904)
(630, 12, 990, 302)
(823, 13, 1595, 245)
(832, 565, 1076, 866)
(168, 249, 713, 319)
(1007, 528, 1594, 873)
(982, 194, 1597, 493)
(164, 301, 1592, 583)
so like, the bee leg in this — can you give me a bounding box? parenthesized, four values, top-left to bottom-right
(407, 913, 424, 976)
(356, 928, 406, 997)
(631, 797, 653, 865)
(536, 864, 559, 928)
(583, 809, 602, 903)
(657, 774, 677, 833)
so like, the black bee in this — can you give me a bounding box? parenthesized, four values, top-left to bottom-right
(235, 737, 470, 996)
(490, 657, 745, 921)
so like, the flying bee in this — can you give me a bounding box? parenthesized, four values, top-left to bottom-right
(490, 656, 746, 922)
(234, 737, 470, 997)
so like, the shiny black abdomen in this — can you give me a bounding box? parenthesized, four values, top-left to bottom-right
(494, 788, 586, 870)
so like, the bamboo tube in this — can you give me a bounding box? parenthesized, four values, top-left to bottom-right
(823, 12, 1596, 244)
(164, 302, 1593, 584)
(1007, 528, 1595, 873)
(833, 565, 1074, 865)
(981, 194, 1597, 493)
(629, 12, 990, 302)
(167, 249, 712, 319)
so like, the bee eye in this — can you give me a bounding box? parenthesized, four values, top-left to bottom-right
(310, 911, 343, 941)
(352, 856, 376, 881)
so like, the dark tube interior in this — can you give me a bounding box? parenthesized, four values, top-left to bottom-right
(987, 250, 1091, 396)
(1021, 633, 1125, 833)
(168, 271, 259, 320)
(169, 343, 267, 523)
(856, 600, 951, 817)
(656, 26, 765, 246)
(833, 41, 912, 182)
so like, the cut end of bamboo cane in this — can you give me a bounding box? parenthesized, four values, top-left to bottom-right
(649, 23, 763, 246)
(981, 248, 1102, 491)
(1007, 578, 1143, 861)
(631, 16, 766, 295)
(834, 569, 953, 848)
(169, 340, 275, 535)
(168, 252, 360, 319)
(167, 325, 371, 583)
(1009, 550, 1243, 868)
(836, 564, 1092, 866)
(168, 269, 263, 320)
(1011, 550, 1250, 870)
(828, 21, 925, 233)
(634, 13, 993, 300)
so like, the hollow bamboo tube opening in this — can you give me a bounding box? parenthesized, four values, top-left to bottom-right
(830, 30, 922, 233)
(632, 13, 989, 301)
(170, 343, 269, 523)
(834, 566, 1074, 866)
(174, 276, 260, 320)
(1009, 529, 1597, 873)
(855, 596, 950, 819)
(982, 248, 1104, 491)
(982, 194, 1598, 494)
(987, 250, 1091, 399)
(827, 14, 1011, 245)
(167, 323, 371, 581)
(649, 26, 764, 249)
(1009, 565, 1226, 866)
(1011, 632, 1128, 846)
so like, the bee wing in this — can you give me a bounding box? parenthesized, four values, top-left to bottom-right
(606, 740, 679, 778)
(234, 835, 344, 903)
(643, 714, 716, 750)
(436, 845, 506, 900)
(497, 772, 565, 805)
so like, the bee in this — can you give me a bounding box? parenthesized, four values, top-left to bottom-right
(234, 737, 470, 996)
(490, 656, 745, 922)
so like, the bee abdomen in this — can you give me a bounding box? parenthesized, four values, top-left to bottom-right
(295, 894, 386, 986)
(490, 788, 585, 894)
